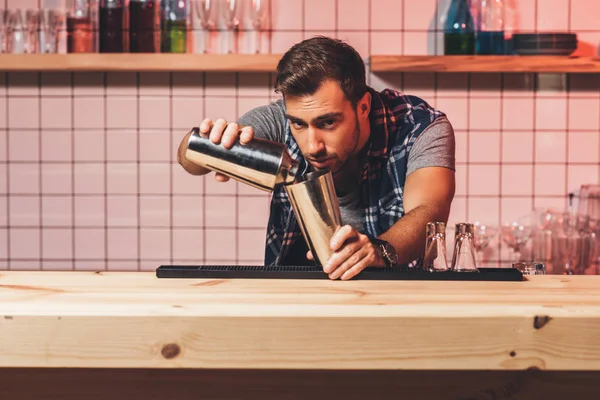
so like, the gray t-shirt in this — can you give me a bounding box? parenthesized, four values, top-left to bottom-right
(237, 99, 455, 233)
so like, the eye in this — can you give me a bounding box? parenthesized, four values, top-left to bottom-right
(291, 121, 305, 130)
(320, 119, 336, 129)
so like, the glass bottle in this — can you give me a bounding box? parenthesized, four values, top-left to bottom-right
(443, 0, 475, 55)
(129, 0, 160, 52)
(67, 0, 95, 53)
(99, 0, 129, 52)
(476, 0, 506, 55)
(161, 0, 188, 53)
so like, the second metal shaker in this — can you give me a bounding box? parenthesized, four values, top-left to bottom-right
(184, 127, 300, 192)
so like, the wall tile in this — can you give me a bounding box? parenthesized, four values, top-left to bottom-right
(468, 198, 499, 225)
(107, 196, 138, 227)
(74, 163, 105, 194)
(42, 130, 72, 162)
(172, 228, 204, 260)
(7, 73, 39, 96)
(42, 229, 73, 259)
(535, 165, 566, 196)
(172, 72, 204, 97)
(304, 0, 336, 30)
(338, 0, 369, 30)
(237, 197, 269, 228)
(271, 0, 303, 30)
(41, 164, 72, 194)
(271, 31, 304, 53)
(9, 164, 39, 194)
(9, 196, 39, 226)
(74, 197, 105, 227)
(140, 229, 171, 259)
(172, 196, 204, 227)
(337, 31, 370, 59)
(140, 163, 170, 194)
(139, 97, 170, 129)
(205, 73, 237, 97)
(107, 228, 138, 259)
(535, 98, 567, 131)
(10, 228, 40, 259)
(502, 131, 534, 163)
(74, 73, 104, 96)
(535, 131, 566, 163)
(74, 130, 105, 162)
(469, 131, 500, 163)
(238, 229, 266, 260)
(0, 229, 7, 261)
(371, 0, 403, 31)
(455, 165, 467, 196)
(42, 196, 72, 227)
(172, 97, 205, 129)
(403, 32, 430, 55)
(139, 130, 171, 162)
(536, 0, 569, 30)
(370, 32, 403, 55)
(41, 73, 71, 96)
(9, 130, 39, 161)
(470, 98, 501, 130)
(404, 0, 436, 30)
(172, 165, 205, 195)
(568, 165, 599, 193)
(205, 196, 236, 227)
(8, 98, 39, 129)
(568, 131, 599, 163)
(502, 165, 533, 196)
(107, 130, 137, 161)
(502, 98, 534, 130)
(139, 73, 171, 96)
(107, 97, 138, 129)
(205, 228, 236, 260)
(468, 165, 500, 196)
(140, 196, 171, 227)
(568, 98, 600, 131)
(74, 97, 105, 129)
(107, 163, 137, 194)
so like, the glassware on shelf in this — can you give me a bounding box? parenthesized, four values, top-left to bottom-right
(0, 9, 8, 53)
(161, 0, 188, 53)
(6, 9, 40, 54)
(451, 223, 479, 272)
(476, 0, 506, 55)
(99, 0, 128, 53)
(40, 9, 64, 53)
(67, 0, 95, 53)
(221, 0, 239, 53)
(247, 0, 268, 54)
(472, 221, 498, 266)
(442, 0, 475, 55)
(423, 222, 449, 272)
(193, 0, 218, 53)
(129, 0, 160, 52)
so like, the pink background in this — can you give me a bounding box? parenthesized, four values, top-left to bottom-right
(1, 0, 600, 270)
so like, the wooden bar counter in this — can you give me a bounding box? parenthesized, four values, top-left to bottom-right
(1, 270, 600, 399)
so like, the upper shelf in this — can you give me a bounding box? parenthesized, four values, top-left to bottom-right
(0, 53, 283, 72)
(371, 55, 600, 73)
(2, 54, 599, 73)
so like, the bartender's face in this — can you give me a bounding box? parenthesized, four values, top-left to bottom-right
(284, 80, 370, 174)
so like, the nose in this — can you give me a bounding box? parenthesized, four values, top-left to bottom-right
(307, 128, 325, 155)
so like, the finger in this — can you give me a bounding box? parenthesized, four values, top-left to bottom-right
(199, 118, 213, 136)
(209, 118, 228, 144)
(239, 126, 255, 145)
(215, 173, 230, 182)
(324, 239, 363, 274)
(340, 253, 373, 281)
(221, 122, 240, 149)
(306, 250, 313, 261)
(329, 247, 368, 280)
(330, 225, 358, 252)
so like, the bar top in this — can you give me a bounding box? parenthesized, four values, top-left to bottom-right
(1, 270, 600, 370)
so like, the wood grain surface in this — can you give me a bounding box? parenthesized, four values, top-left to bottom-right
(371, 55, 600, 72)
(2, 271, 600, 371)
(0, 54, 282, 72)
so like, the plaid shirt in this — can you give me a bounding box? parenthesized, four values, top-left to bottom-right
(264, 87, 445, 266)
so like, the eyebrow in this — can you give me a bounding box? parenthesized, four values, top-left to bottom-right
(285, 112, 343, 124)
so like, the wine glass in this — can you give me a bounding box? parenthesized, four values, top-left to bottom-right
(472, 221, 498, 266)
(194, 0, 218, 53)
(248, 0, 268, 53)
(221, 0, 239, 53)
(501, 217, 532, 263)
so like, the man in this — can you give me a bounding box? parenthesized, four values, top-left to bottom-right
(177, 36, 455, 280)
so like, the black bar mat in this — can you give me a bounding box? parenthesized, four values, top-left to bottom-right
(155, 265, 523, 281)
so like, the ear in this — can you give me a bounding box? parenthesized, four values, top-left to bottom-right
(357, 91, 371, 120)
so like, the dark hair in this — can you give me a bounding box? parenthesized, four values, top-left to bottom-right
(274, 36, 367, 107)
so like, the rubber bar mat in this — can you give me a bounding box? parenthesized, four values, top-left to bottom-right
(156, 265, 523, 281)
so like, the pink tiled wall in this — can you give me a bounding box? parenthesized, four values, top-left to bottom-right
(2, 0, 600, 270)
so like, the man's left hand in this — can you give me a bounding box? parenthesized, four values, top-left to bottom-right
(306, 225, 386, 280)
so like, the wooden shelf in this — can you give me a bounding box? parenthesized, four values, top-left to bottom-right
(371, 55, 600, 73)
(0, 53, 283, 72)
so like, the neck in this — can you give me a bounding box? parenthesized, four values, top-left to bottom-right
(332, 119, 371, 197)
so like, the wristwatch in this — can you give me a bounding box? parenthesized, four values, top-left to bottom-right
(370, 238, 398, 268)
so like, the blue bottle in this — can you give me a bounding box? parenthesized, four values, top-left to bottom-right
(476, 0, 506, 55)
(443, 0, 476, 55)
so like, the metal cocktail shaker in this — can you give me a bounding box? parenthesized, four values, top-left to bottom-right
(184, 127, 300, 192)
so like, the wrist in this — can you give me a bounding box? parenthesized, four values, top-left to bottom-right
(370, 238, 398, 268)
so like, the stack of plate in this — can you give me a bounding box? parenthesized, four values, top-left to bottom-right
(512, 33, 578, 55)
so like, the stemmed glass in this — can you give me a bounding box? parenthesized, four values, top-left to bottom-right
(221, 0, 239, 53)
(194, 0, 218, 53)
(248, 0, 268, 53)
(472, 221, 498, 266)
(501, 217, 532, 263)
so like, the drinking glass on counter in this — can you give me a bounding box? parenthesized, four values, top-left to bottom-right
(451, 223, 479, 272)
(501, 217, 532, 263)
(472, 221, 498, 266)
(423, 222, 449, 272)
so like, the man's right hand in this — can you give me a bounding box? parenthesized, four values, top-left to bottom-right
(176, 118, 255, 182)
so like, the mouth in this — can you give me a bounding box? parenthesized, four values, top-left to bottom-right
(309, 158, 333, 169)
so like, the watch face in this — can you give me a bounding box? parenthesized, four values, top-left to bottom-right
(383, 242, 398, 264)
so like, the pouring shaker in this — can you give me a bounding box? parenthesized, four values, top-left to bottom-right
(184, 127, 300, 192)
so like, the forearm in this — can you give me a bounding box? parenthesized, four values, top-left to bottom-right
(378, 203, 450, 265)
